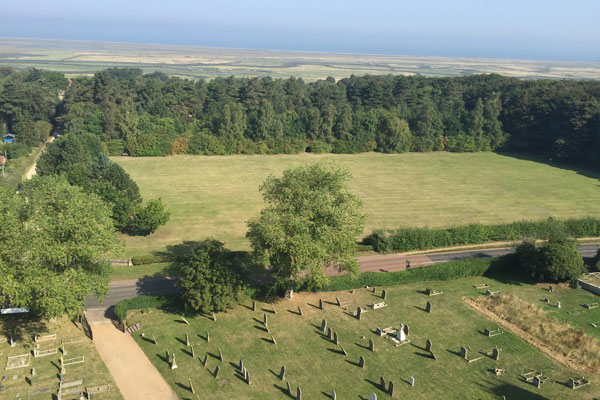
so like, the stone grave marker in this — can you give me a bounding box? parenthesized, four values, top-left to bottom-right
(246, 370, 250, 385)
(152, 335, 157, 345)
(403, 324, 409, 336)
(410, 376, 415, 386)
(185, 333, 190, 347)
(271, 336, 277, 345)
(212, 312, 217, 321)
(492, 348, 500, 361)
(252, 301, 256, 311)
(206, 330, 210, 342)
(10, 337, 15, 347)
(188, 378, 195, 394)
(280, 365, 285, 380)
(263, 313, 268, 326)
(331, 389, 336, 400)
(336, 297, 341, 306)
(239, 359, 244, 372)
(286, 382, 292, 395)
(382, 289, 387, 300)
(202, 354, 208, 366)
(218, 348, 224, 362)
(272, 304, 277, 315)
(333, 332, 339, 345)
(214, 365, 220, 378)
(460, 346, 468, 360)
(298, 306, 303, 316)
(321, 319, 327, 332)
(380, 376, 386, 390)
(369, 393, 377, 400)
(359, 356, 365, 368)
(319, 299, 323, 310)
(357, 307, 362, 320)
(171, 353, 178, 369)
(191, 345, 195, 358)
(388, 381, 394, 396)
(533, 375, 541, 388)
(369, 338, 375, 352)
(181, 316, 190, 325)
(426, 301, 432, 313)
(549, 285, 554, 293)
(556, 301, 561, 308)
(340, 346, 347, 357)
(425, 339, 432, 352)
(327, 327, 333, 340)
(297, 386, 302, 400)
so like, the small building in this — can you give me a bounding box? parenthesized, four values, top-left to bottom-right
(2, 134, 15, 144)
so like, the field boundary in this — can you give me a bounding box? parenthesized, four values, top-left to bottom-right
(464, 297, 592, 375)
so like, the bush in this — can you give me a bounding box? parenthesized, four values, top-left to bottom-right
(131, 254, 178, 265)
(364, 217, 600, 253)
(127, 198, 170, 236)
(317, 255, 514, 292)
(114, 294, 179, 322)
(1, 143, 32, 159)
(105, 139, 125, 156)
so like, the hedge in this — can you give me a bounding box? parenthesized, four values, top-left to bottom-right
(131, 254, 178, 265)
(114, 294, 180, 322)
(363, 217, 600, 253)
(319, 255, 515, 292)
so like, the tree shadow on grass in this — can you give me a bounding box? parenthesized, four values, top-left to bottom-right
(1, 315, 48, 342)
(476, 379, 549, 400)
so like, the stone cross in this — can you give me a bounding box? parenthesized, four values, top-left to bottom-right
(185, 333, 190, 347)
(171, 353, 178, 370)
(388, 381, 394, 396)
(357, 307, 362, 320)
(321, 319, 327, 332)
(425, 339, 432, 352)
(319, 299, 323, 310)
(296, 386, 302, 400)
(206, 330, 210, 343)
(382, 289, 387, 300)
(298, 306, 303, 316)
(214, 365, 220, 378)
(410, 376, 415, 386)
(252, 301, 256, 311)
(369, 338, 375, 352)
(426, 301, 432, 313)
(333, 332, 339, 345)
(218, 348, 224, 362)
(369, 393, 377, 400)
(336, 297, 341, 306)
(492, 348, 500, 361)
(460, 346, 468, 360)
(280, 365, 285, 380)
(188, 378, 195, 394)
(359, 356, 365, 368)
(152, 335, 157, 345)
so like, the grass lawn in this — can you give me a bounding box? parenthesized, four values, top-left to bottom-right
(0, 315, 122, 399)
(126, 276, 599, 399)
(0, 145, 42, 189)
(113, 152, 600, 257)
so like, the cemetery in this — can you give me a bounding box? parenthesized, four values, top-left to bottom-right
(0, 315, 122, 399)
(124, 275, 600, 399)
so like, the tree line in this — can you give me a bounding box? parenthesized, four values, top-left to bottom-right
(1, 67, 599, 167)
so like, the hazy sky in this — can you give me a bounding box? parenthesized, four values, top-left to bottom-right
(2, 0, 599, 61)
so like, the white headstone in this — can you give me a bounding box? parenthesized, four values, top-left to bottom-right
(396, 328, 406, 342)
(410, 376, 415, 386)
(369, 393, 377, 400)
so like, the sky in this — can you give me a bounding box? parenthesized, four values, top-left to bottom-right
(2, 0, 599, 61)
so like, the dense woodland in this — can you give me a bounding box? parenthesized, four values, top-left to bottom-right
(0, 67, 599, 167)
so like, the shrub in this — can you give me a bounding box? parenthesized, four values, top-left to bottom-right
(2, 143, 32, 159)
(364, 217, 600, 253)
(114, 294, 179, 322)
(131, 254, 178, 265)
(127, 198, 170, 236)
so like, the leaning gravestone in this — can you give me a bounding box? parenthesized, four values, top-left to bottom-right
(369, 338, 375, 352)
(341, 346, 347, 357)
(218, 348, 224, 362)
(280, 365, 285, 380)
(190, 345, 195, 358)
(298, 306, 303, 316)
(336, 297, 342, 306)
(188, 378, 195, 394)
(425, 339, 432, 352)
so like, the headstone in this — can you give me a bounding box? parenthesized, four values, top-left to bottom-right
(298, 306, 303, 316)
(181, 316, 190, 325)
(380, 376, 386, 390)
(426, 301, 432, 313)
(246, 370, 250, 385)
(460, 346, 468, 360)
(188, 378, 195, 394)
(212, 312, 216, 321)
(406, 259, 411, 269)
(336, 297, 341, 306)
(492, 348, 500, 361)
(331, 389, 337, 400)
(327, 327, 333, 340)
(369, 338, 375, 352)
(61, 344, 67, 356)
(321, 319, 327, 332)
(252, 301, 256, 311)
(359, 356, 365, 368)
(357, 307, 362, 320)
(31, 369, 35, 377)
(403, 324, 409, 336)
(388, 381, 394, 396)
(271, 336, 277, 345)
(263, 313, 268, 326)
(425, 339, 432, 352)
(369, 393, 377, 400)
(185, 333, 190, 347)
(240, 359, 244, 372)
(556, 301, 561, 308)
(319, 299, 323, 310)
(202, 354, 208, 366)
(396, 328, 406, 342)
(549, 285, 554, 293)
(10, 337, 15, 347)
(166, 350, 170, 364)
(280, 365, 285, 380)
(191, 345, 195, 358)
(382, 289, 387, 300)
(372, 287, 376, 293)
(206, 331, 210, 343)
(214, 365, 220, 378)
(285, 288, 294, 299)
(333, 332, 339, 345)
(286, 382, 292, 395)
(410, 376, 415, 386)
(218, 348, 223, 362)
(171, 353, 178, 370)
(296, 386, 302, 400)
(153, 335, 157, 345)
(272, 304, 277, 315)
(533, 376, 541, 388)
(340, 346, 347, 357)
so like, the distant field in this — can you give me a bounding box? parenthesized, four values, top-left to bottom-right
(113, 152, 600, 256)
(2, 38, 600, 80)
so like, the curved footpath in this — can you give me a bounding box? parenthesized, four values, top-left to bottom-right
(84, 243, 598, 400)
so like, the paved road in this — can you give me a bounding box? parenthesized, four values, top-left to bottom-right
(85, 243, 599, 315)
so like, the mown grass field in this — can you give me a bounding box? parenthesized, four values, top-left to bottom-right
(126, 276, 600, 399)
(0, 315, 122, 399)
(113, 152, 600, 257)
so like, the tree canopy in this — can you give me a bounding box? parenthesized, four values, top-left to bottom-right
(177, 239, 245, 313)
(0, 176, 119, 318)
(246, 163, 365, 290)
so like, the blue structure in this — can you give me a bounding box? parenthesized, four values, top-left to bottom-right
(2, 134, 15, 143)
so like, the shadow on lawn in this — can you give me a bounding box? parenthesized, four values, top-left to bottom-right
(476, 380, 549, 400)
(0, 314, 48, 342)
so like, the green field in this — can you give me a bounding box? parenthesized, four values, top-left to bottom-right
(125, 276, 600, 399)
(0, 315, 122, 399)
(113, 152, 600, 257)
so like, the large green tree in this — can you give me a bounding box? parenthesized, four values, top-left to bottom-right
(177, 239, 245, 313)
(246, 163, 365, 290)
(0, 176, 119, 318)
